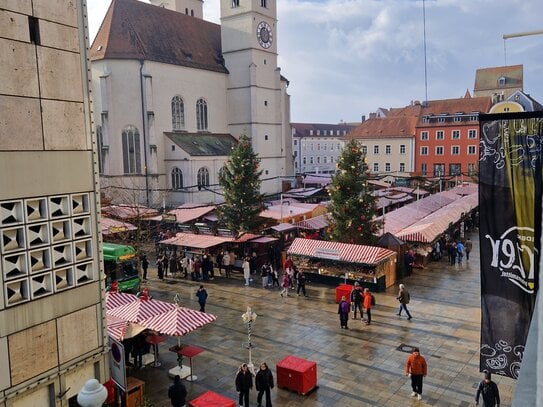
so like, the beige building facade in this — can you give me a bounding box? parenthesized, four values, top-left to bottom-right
(0, 1, 107, 405)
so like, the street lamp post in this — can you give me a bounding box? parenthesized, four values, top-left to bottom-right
(77, 379, 107, 407)
(241, 306, 257, 375)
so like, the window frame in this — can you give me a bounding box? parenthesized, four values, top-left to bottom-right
(197, 167, 210, 189)
(196, 98, 208, 131)
(171, 167, 183, 190)
(420, 131, 429, 141)
(435, 146, 444, 156)
(121, 125, 141, 174)
(171, 96, 185, 131)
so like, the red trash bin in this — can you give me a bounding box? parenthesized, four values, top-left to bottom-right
(276, 355, 317, 395)
(335, 284, 353, 303)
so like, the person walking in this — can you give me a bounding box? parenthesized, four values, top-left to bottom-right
(296, 270, 307, 296)
(141, 254, 149, 281)
(456, 240, 465, 265)
(261, 263, 269, 288)
(397, 284, 412, 320)
(181, 255, 188, 279)
(475, 371, 500, 407)
(338, 295, 350, 329)
(255, 362, 274, 407)
(465, 237, 473, 261)
(169, 253, 177, 277)
(271, 266, 279, 288)
(162, 252, 169, 277)
(280, 272, 290, 297)
(243, 257, 251, 286)
(235, 363, 253, 407)
(350, 282, 364, 320)
(448, 241, 457, 266)
(196, 285, 208, 312)
(157, 255, 164, 280)
(223, 251, 231, 278)
(363, 287, 373, 325)
(168, 375, 187, 407)
(405, 347, 427, 401)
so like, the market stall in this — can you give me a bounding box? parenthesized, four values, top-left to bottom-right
(287, 238, 397, 292)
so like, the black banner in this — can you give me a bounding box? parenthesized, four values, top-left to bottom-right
(479, 112, 542, 379)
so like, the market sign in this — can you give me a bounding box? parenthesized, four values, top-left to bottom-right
(162, 214, 177, 223)
(109, 226, 128, 233)
(313, 248, 340, 261)
(109, 338, 126, 391)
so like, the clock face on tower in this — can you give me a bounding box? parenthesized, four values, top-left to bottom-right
(256, 21, 273, 49)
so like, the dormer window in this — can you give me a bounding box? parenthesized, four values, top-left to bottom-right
(498, 76, 506, 87)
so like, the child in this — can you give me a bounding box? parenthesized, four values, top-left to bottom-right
(338, 296, 350, 329)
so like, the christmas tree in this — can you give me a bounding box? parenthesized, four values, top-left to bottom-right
(218, 134, 264, 236)
(327, 139, 380, 245)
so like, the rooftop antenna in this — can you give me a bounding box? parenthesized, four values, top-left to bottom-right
(422, 0, 428, 106)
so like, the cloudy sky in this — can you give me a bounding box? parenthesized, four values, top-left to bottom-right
(87, 0, 543, 123)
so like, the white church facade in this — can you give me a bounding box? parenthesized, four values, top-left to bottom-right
(90, 0, 293, 208)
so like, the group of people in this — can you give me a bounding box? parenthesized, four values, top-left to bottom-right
(235, 362, 275, 407)
(153, 251, 216, 281)
(338, 282, 375, 328)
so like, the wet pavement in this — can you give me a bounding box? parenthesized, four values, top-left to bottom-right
(127, 232, 516, 406)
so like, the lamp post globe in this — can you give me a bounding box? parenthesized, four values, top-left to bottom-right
(77, 379, 107, 407)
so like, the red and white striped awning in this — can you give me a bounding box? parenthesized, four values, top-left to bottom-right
(106, 315, 145, 340)
(107, 297, 176, 323)
(287, 238, 395, 266)
(105, 291, 138, 311)
(296, 215, 328, 230)
(139, 305, 217, 336)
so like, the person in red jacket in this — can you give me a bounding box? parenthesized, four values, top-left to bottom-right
(405, 347, 427, 401)
(363, 288, 373, 325)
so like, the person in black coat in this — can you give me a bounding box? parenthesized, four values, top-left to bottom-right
(255, 362, 274, 407)
(235, 363, 253, 407)
(475, 372, 500, 407)
(168, 375, 187, 407)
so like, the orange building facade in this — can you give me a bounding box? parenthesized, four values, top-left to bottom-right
(414, 96, 492, 178)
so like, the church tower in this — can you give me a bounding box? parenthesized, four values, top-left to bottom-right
(220, 0, 292, 195)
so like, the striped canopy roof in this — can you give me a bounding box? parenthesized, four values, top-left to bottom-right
(287, 238, 395, 266)
(139, 305, 217, 336)
(160, 232, 233, 249)
(105, 291, 138, 311)
(107, 297, 176, 323)
(106, 315, 145, 340)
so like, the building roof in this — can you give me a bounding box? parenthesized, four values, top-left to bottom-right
(90, 0, 229, 74)
(160, 232, 233, 249)
(418, 96, 492, 122)
(349, 115, 419, 139)
(474, 64, 523, 92)
(291, 123, 357, 138)
(165, 133, 237, 156)
(166, 205, 216, 223)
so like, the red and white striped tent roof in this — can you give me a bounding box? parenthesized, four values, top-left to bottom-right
(105, 291, 138, 311)
(139, 305, 217, 337)
(160, 232, 233, 249)
(101, 217, 138, 235)
(107, 297, 176, 323)
(287, 238, 395, 266)
(106, 315, 145, 340)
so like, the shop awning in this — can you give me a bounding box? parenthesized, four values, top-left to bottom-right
(250, 236, 278, 244)
(160, 232, 233, 249)
(101, 217, 138, 235)
(296, 215, 328, 230)
(166, 205, 216, 223)
(287, 238, 395, 266)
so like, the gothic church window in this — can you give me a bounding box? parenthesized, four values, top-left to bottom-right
(197, 167, 210, 190)
(172, 167, 183, 190)
(196, 98, 208, 131)
(171, 96, 185, 130)
(122, 125, 141, 174)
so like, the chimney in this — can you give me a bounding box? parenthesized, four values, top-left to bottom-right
(361, 115, 366, 122)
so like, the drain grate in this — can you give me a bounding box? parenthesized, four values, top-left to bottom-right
(396, 343, 418, 353)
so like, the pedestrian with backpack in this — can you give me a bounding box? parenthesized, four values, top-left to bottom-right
(363, 288, 374, 325)
(397, 284, 413, 320)
(338, 295, 350, 329)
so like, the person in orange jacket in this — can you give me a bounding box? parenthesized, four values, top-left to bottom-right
(362, 288, 373, 325)
(405, 347, 427, 401)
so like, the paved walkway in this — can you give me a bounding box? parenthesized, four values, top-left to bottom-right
(128, 232, 516, 406)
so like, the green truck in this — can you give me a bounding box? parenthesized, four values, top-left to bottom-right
(103, 242, 140, 292)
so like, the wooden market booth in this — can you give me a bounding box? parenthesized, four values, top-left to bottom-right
(287, 238, 397, 292)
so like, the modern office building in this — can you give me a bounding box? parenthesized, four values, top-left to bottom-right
(0, 1, 108, 405)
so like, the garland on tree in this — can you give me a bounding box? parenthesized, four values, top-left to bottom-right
(327, 139, 381, 245)
(217, 134, 264, 236)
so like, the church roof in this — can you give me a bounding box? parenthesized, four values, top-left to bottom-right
(165, 133, 238, 156)
(90, 0, 229, 74)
